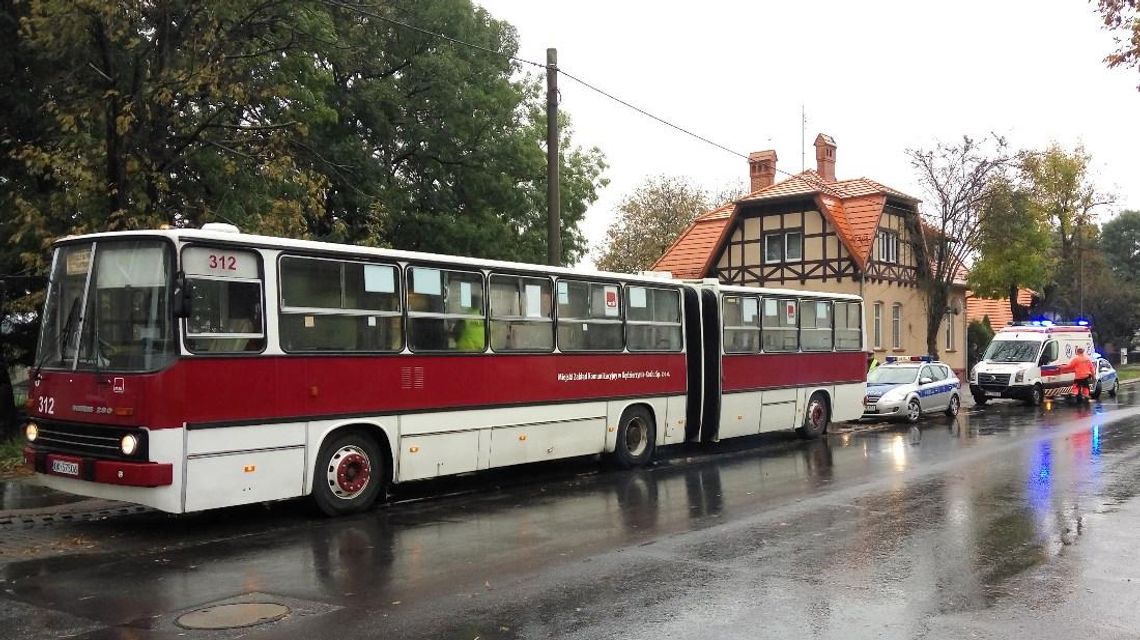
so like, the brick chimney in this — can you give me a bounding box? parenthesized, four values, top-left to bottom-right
(748, 150, 777, 192)
(814, 133, 836, 182)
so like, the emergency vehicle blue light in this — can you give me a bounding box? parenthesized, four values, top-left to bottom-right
(885, 355, 933, 363)
(1076, 320, 1089, 327)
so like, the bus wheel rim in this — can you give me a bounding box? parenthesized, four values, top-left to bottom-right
(626, 417, 648, 457)
(809, 401, 825, 428)
(328, 446, 371, 499)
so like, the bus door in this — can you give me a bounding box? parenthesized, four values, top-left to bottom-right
(682, 286, 704, 443)
(699, 288, 722, 442)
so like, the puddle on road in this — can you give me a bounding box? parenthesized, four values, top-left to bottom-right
(0, 479, 88, 511)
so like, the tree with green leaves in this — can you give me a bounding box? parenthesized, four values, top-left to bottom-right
(1016, 145, 1113, 319)
(595, 175, 725, 274)
(967, 179, 1054, 321)
(3, 0, 606, 265)
(1101, 210, 1140, 282)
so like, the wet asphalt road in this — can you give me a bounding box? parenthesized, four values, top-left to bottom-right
(3, 388, 1140, 639)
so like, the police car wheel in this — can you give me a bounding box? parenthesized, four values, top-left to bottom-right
(905, 399, 922, 424)
(944, 395, 960, 417)
(1090, 381, 1102, 400)
(1108, 379, 1118, 397)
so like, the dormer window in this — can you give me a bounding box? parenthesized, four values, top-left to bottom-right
(765, 231, 803, 264)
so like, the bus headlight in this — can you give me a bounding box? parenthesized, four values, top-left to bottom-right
(25, 422, 38, 442)
(1014, 370, 1024, 383)
(120, 434, 139, 456)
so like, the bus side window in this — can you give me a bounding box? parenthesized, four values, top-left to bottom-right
(278, 256, 402, 353)
(627, 286, 682, 352)
(761, 298, 798, 352)
(182, 246, 265, 354)
(489, 274, 553, 352)
(407, 267, 485, 353)
(800, 300, 833, 351)
(722, 295, 760, 354)
(557, 280, 622, 352)
(834, 301, 862, 351)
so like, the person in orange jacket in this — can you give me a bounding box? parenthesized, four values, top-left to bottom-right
(1065, 346, 1096, 402)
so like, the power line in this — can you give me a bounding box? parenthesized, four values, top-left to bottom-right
(325, 2, 830, 189)
(325, 2, 752, 158)
(323, 0, 547, 70)
(555, 69, 748, 160)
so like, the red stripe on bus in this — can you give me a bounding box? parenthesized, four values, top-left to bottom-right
(721, 351, 865, 392)
(32, 353, 689, 429)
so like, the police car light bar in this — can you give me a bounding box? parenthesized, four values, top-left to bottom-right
(885, 355, 933, 363)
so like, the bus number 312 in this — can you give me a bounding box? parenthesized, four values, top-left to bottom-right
(207, 255, 237, 271)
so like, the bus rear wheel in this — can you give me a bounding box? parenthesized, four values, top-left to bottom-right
(797, 392, 830, 439)
(611, 406, 656, 469)
(313, 430, 385, 517)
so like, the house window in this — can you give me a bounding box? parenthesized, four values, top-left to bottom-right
(785, 231, 803, 261)
(764, 234, 782, 263)
(944, 312, 955, 351)
(873, 302, 883, 349)
(891, 303, 902, 349)
(877, 231, 899, 264)
(764, 230, 803, 263)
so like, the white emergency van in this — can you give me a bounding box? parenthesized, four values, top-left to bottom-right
(969, 322, 1095, 406)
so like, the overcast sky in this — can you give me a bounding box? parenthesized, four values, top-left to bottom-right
(475, 0, 1140, 267)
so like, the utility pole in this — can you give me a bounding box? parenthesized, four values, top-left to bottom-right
(546, 48, 561, 267)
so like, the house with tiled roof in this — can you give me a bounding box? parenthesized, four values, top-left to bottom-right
(653, 133, 969, 377)
(966, 289, 1036, 330)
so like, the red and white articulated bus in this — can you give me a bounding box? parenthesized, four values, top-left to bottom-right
(22, 225, 866, 516)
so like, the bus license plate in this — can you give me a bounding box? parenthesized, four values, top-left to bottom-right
(864, 404, 877, 413)
(51, 459, 80, 477)
(985, 391, 1000, 397)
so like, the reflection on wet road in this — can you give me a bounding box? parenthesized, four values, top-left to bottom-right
(2, 388, 1140, 639)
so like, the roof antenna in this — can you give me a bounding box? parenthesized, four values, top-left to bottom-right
(801, 104, 807, 172)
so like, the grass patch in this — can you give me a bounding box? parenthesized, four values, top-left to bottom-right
(1118, 364, 1140, 382)
(0, 436, 28, 477)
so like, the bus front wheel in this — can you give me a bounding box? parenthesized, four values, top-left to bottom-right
(313, 430, 386, 517)
(611, 406, 656, 469)
(797, 392, 830, 439)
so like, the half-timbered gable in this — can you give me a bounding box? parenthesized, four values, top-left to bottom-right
(715, 204, 858, 286)
(865, 204, 922, 286)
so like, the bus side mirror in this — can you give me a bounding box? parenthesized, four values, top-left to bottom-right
(172, 273, 191, 318)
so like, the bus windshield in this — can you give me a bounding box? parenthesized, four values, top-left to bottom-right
(37, 240, 176, 372)
(982, 339, 1040, 363)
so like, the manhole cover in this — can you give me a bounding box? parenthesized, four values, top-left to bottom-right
(176, 603, 290, 630)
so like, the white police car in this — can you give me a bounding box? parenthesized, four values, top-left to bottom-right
(863, 356, 962, 423)
(1092, 357, 1119, 399)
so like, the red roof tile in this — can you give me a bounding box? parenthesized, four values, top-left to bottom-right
(966, 289, 1035, 329)
(651, 210, 733, 279)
